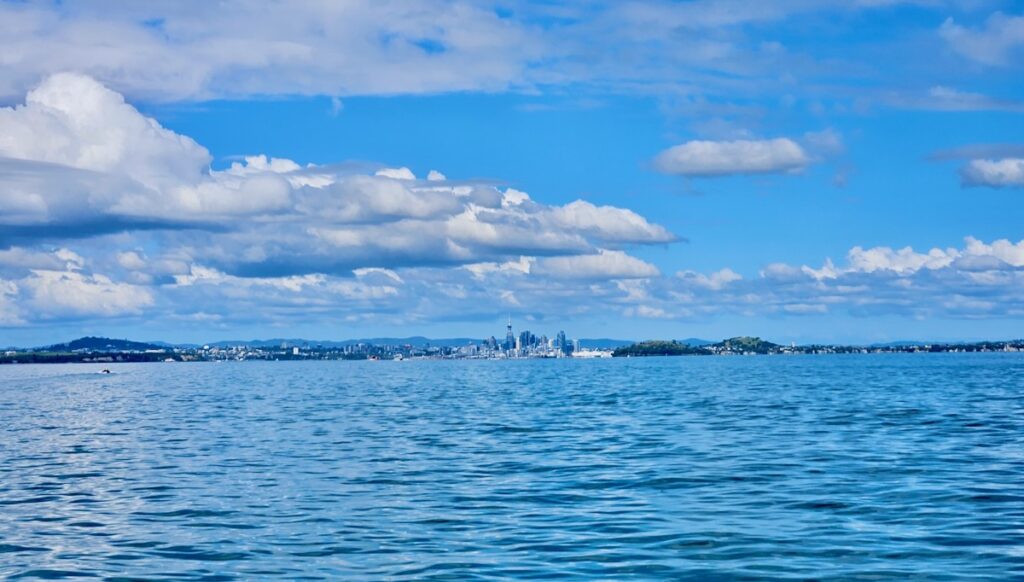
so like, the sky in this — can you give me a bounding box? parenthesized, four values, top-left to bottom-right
(1, 0, 1023, 346)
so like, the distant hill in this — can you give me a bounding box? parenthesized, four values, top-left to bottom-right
(577, 338, 635, 349)
(711, 336, 781, 354)
(612, 340, 711, 357)
(678, 337, 714, 347)
(45, 336, 167, 352)
(868, 341, 928, 348)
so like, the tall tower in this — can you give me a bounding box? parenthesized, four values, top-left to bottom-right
(505, 314, 515, 351)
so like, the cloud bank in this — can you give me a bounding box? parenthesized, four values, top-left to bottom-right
(0, 69, 1019, 333)
(0, 74, 676, 326)
(0, 0, 1013, 115)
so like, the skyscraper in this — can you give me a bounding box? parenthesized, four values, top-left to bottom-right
(519, 330, 534, 350)
(505, 315, 515, 351)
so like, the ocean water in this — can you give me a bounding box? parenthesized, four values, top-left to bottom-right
(1, 354, 1022, 580)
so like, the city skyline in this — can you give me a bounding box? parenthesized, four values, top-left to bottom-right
(1, 2, 1023, 346)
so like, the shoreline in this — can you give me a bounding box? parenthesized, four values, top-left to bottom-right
(3, 347, 1023, 365)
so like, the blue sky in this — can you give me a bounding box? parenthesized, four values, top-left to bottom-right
(1, 0, 1023, 346)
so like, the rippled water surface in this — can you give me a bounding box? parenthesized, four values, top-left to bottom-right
(1, 354, 1023, 579)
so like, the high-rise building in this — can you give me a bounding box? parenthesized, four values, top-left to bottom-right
(519, 330, 534, 350)
(505, 315, 515, 351)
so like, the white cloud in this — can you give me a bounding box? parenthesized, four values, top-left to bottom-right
(624, 305, 671, 319)
(960, 158, 1024, 188)
(0, 1, 988, 116)
(117, 251, 147, 271)
(0, 73, 210, 189)
(676, 268, 743, 289)
(0, 75, 687, 326)
(0, 279, 22, 325)
(846, 245, 958, 274)
(909, 86, 1024, 112)
(0, 247, 69, 271)
(5, 231, 1019, 329)
(329, 97, 344, 116)
(612, 236, 1024, 322)
(0, 2, 543, 102)
(534, 250, 660, 280)
(0, 74, 674, 281)
(653, 138, 810, 177)
(543, 201, 676, 244)
(963, 236, 1024, 267)
(0, 74, 298, 224)
(375, 167, 417, 180)
(463, 257, 533, 279)
(940, 13, 1024, 66)
(24, 269, 153, 317)
(783, 303, 828, 314)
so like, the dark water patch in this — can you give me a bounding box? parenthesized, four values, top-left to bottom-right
(0, 543, 48, 553)
(10, 570, 99, 579)
(0, 495, 61, 505)
(132, 509, 235, 518)
(39, 472, 105, 480)
(181, 522, 264, 530)
(148, 545, 251, 562)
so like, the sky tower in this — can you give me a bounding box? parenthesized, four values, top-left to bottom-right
(505, 314, 515, 351)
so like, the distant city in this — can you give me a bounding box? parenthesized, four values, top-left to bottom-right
(2, 318, 1022, 365)
(1, 318, 608, 364)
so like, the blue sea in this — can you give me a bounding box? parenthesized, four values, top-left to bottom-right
(1, 354, 1022, 580)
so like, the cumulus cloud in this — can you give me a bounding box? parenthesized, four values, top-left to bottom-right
(0, 74, 680, 326)
(0, 74, 297, 226)
(676, 268, 743, 290)
(0, 73, 209, 188)
(543, 201, 675, 244)
(627, 236, 1024, 321)
(0, 247, 73, 271)
(653, 138, 810, 177)
(534, 250, 660, 280)
(23, 269, 153, 318)
(959, 158, 1024, 188)
(0, 74, 674, 280)
(116, 251, 147, 271)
